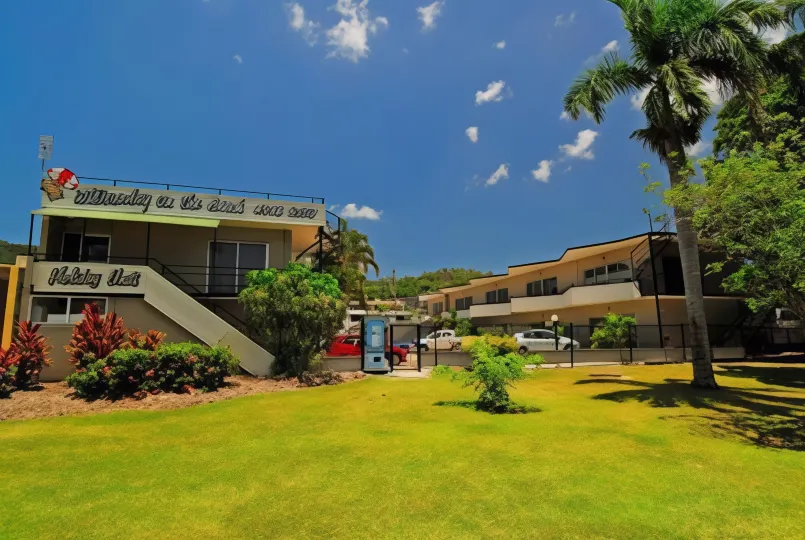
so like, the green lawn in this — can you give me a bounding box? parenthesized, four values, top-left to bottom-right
(2, 363, 805, 539)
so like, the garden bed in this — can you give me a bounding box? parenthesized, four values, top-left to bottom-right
(0, 372, 365, 421)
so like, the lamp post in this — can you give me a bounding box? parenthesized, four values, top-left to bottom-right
(551, 314, 559, 351)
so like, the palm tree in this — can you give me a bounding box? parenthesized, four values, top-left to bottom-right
(320, 220, 379, 308)
(563, 0, 791, 388)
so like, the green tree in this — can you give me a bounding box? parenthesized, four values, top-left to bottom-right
(591, 313, 638, 363)
(239, 263, 347, 379)
(461, 336, 537, 413)
(666, 136, 805, 320)
(321, 220, 379, 308)
(563, 0, 790, 388)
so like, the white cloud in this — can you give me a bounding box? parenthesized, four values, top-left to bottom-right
(494, 40, 506, 50)
(686, 140, 712, 157)
(631, 87, 651, 110)
(560, 110, 571, 121)
(475, 80, 507, 105)
(758, 24, 788, 45)
(601, 40, 619, 53)
(325, 0, 388, 62)
(559, 129, 599, 160)
(485, 164, 509, 187)
(465, 126, 479, 143)
(417, 1, 444, 31)
(233, 54, 243, 64)
(340, 203, 382, 220)
(287, 3, 320, 45)
(531, 160, 553, 183)
(328, 204, 341, 212)
(555, 12, 576, 27)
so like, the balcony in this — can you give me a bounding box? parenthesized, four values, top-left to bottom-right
(469, 302, 512, 319)
(510, 281, 642, 314)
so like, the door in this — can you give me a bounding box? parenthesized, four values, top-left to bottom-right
(663, 256, 685, 295)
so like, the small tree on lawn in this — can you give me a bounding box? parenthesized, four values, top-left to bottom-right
(590, 313, 637, 364)
(239, 263, 347, 379)
(12, 321, 52, 389)
(462, 336, 539, 413)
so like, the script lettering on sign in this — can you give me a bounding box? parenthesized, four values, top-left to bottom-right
(47, 266, 142, 290)
(74, 188, 153, 214)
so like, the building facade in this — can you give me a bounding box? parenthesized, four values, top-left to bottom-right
(419, 232, 747, 348)
(6, 174, 334, 381)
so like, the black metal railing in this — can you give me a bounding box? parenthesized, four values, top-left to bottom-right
(79, 176, 326, 205)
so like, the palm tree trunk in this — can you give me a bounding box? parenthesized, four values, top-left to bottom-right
(664, 142, 718, 389)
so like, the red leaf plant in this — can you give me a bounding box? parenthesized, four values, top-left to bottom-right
(65, 303, 128, 368)
(0, 345, 18, 397)
(12, 321, 52, 389)
(127, 329, 166, 351)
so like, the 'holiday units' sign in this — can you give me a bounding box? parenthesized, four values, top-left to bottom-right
(32, 262, 147, 295)
(41, 184, 326, 226)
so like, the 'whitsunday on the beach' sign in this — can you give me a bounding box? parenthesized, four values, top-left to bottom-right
(41, 184, 325, 226)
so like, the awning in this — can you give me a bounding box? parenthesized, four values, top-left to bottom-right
(33, 208, 220, 228)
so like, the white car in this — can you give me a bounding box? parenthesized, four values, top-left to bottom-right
(514, 329, 580, 353)
(419, 329, 462, 351)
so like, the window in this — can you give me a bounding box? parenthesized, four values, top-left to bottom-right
(208, 241, 269, 294)
(455, 296, 473, 310)
(584, 260, 631, 285)
(497, 288, 509, 303)
(527, 278, 559, 297)
(486, 291, 496, 304)
(431, 302, 443, 315)
(350, 314, 362, 322)
(30, 296, 107, 324)
(537, 330, 555, 339)
(62, 233, 111, 263)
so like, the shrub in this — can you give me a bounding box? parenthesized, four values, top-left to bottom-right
(590, 313, 637, 349)
(0, 347, 18, 398)
(128, 329, 166, 351)
(431, 364, 454, 377)
(66, 343, 240, 399)
(463, 336, 529, 413)
(12, 321, 52, 389)
(65, 303, 128, 368)
(454, 318, 475, 337)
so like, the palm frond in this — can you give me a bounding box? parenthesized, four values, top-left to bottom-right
(778, 0, 805, 26)
(563, 54, 651, 122)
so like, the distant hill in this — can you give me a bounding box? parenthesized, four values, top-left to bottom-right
(365, 268, 493, 300)
(0, 240, 28, 264)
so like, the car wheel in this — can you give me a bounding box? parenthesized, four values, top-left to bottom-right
(452, 342, 462, 352)
(518, 346, 529, 355)
(563, 344, 572, 351)
(422, 345, 430, 352)
(394, 354, 403, 366)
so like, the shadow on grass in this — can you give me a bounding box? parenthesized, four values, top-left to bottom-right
(434, 400, 542, 415)
(715, 365, 805, 390)
(576, 376, 805, 451)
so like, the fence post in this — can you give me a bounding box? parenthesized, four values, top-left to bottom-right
(628, 324, 633, 364)
(389, 323, 394, 373)
(360, 317, 365, 373)
(569, 323, 574, 368)
(553, 321, 559, 351)
(680, 323, 686, 362)
(434, 331, 438, 367)
(416, 324, 422, 372)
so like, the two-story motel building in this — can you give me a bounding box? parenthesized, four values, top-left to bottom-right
(1, 173, 334, 381)
(419, 232, 746, 348)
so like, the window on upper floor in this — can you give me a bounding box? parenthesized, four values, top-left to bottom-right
(584, 260, 632, 285)
(455, 296, 474, 310)
(62, 233, 111, 263)
(527, 277, 559, 297)
(431, 302, 444, 315)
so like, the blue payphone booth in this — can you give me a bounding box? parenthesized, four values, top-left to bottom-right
(362, 316, 389, 372)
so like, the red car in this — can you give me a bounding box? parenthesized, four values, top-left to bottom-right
(327, 334, 409, 365)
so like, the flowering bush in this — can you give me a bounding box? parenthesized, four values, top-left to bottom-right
(12, 321, 52, 389)
(66, 342, 239, 399)
(0, 347, 18, 397)
(65, 303, 128, 368)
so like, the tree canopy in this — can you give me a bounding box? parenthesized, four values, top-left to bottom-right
(365, 268, 492, 300)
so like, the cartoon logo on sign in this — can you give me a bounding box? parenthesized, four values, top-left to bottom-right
(40, 168, 79, 202)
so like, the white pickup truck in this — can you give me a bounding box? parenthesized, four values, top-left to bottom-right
(419, 329, 462, 351)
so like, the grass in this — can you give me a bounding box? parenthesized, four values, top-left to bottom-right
(1, 363, 805, 539)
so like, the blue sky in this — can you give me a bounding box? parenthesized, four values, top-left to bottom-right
(1, 0, 758, 276)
